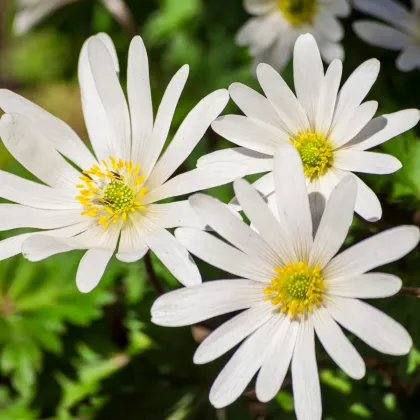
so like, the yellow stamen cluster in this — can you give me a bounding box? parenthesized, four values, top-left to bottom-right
(277, 0, 317, 25)
(291, 129, 333, 180)
(264, 261, 326, 318)
(76, 157, 148, 229)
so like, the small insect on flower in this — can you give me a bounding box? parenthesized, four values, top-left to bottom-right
(0, 33, 246, 293)
(152, 143, 419, 419)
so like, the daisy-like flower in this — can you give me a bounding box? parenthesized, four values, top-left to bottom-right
(201, 33, 420, 223)
(13, 0, 133, 35)
(353, 0, 420, 72)
(236, 0, 350, 70)
(0, 33, 245, 292)
(152, 143, 419, 418)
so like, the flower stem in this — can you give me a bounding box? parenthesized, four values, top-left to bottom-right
(398, 287, 420, 298)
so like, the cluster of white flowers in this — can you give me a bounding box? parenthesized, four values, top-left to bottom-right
(2, 1, 420, 419)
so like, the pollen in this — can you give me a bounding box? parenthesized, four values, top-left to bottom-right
(277, 0, 317, 25)
(264, 261, 326, 318)
(290, 129, 333, 180)
(76, 157, 148, 229)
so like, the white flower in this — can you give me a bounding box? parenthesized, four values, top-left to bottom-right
(236, 0, 350, 71)
(201, 33, 420, 223)
(0, 33, 245, 292)
(353, 0, 420, 72)
(152, 143, 419, 418)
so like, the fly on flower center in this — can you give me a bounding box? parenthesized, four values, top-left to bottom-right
(75, 157, 148, 229)
(277, 0, 317, 25)
(290, 129, 333, 180)
(264, 261, 327, 318)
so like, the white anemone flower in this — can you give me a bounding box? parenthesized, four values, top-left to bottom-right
(0, 33, 244, 292)
(353, 0, 420, 72)
(201, 33, 420, 224)
(152, 143, 419, 417)
(237, 0, 351, 70)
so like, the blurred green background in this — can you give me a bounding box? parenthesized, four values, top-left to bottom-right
(0, 0, 419, 419)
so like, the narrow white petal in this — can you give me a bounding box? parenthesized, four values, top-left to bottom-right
(309, 176, 356, 269)
(397, 46, 420, 72)
(314, 306, 365, 379)
(0, 233, 32, 260)
(292, 319, 322, 420)
(194, 301, 275, 364)
(117, 221, 149, 261)
(88, 37, 131, 161)
(327, 296, 412, 355)
(151, 279, 265, 326)
(274, 143, 313, 261)
(354, 175, 382, 221)
(257, 63, 310, 135)
(76, 248, 114, 293)
(314, 13, 344, 42)
(244, 0, 276, 15)
(197, 147, 273, 175)
(325, 226, 420, 280)
(0, 90, 96, 170)
(175, 227, 274, 282)
(318, 40, 344, 63)
(211, 115, 285, 155)
(147, 89, 229, 189)
(256, 316, 299, 402)
(209, 316, 280, 409)
(96, 33, 120, 74)
(128, 36, 153, 166)
(294, 34, 324, 127)
(327, 273, 402, 299)
(327, 0, 350, 17)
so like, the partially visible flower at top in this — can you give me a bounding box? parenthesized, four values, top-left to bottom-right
(201, 33, 420, 224)
(152, 143, 419, 417)
(353, 0, 420, 72)
(14, 0, 135, 36)
(236, 0, 351, 71)
(0, 33, 244, 292)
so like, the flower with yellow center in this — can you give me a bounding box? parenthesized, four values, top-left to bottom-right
(153, 143, 419, 418)
(236, 0, 350, 71)
(206, 33, 419, 223)
(0, 33, 247, 293)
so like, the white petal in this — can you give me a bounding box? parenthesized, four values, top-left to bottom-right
(209, 316, 280, 409)
(347, 109, 420, 151)
(143, 162, 247, 204)
(314, 13, 344, 42)
(327, 0, 351, 17)
(325, 225, 420, 280)
(274, 143, 313, 261)
(334, 150, 402, 174)
(0, 90, 96, 170)
(0, 170, 79, 210)
(0, 113, 81, 192)
(309, 176, 356, 269)
(256, 316, 299, 402)
(145, 228, 201, 287)
(197, 147, 273, 175)
(244, 0, 276, 15)
(327, 296, 412, 355)
(96, 32, 120, 74)
(87, 37, 131, 161)
(194, 301, 275, 364)
(292, 319, 322, 420)
(313, 306, 365, 379)
(127, 36, 153, 166)
(151, 279, 265, 326)
(189, 193, 278, 266)
(354, 174, 382, 221)
(116, 221, 149, 261)
(146, 65, 189, 177)
(0, 233, 32, 260)
(397, 46, 420, 72)
(234, 178, 294, 265)
(211, 115, 285, 155)
(228, 83, 283, 127)
(327, 273, 402, 299)
(76, 248, 114, 293)
(294, 34, 325, 127)
(257, 63, 310, 135)
(353, 22, 410, 51)
(147, 89, 229, 189)
(315, 59, 342, 136)
(175, 227, 274, 282)
(318, 40, 344, 63)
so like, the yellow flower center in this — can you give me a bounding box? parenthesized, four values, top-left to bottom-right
(76, 157, 148, 229)
(264, 261, 326, 318)
(290, 129, 333, 180)
(277, 0, 317, 25)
